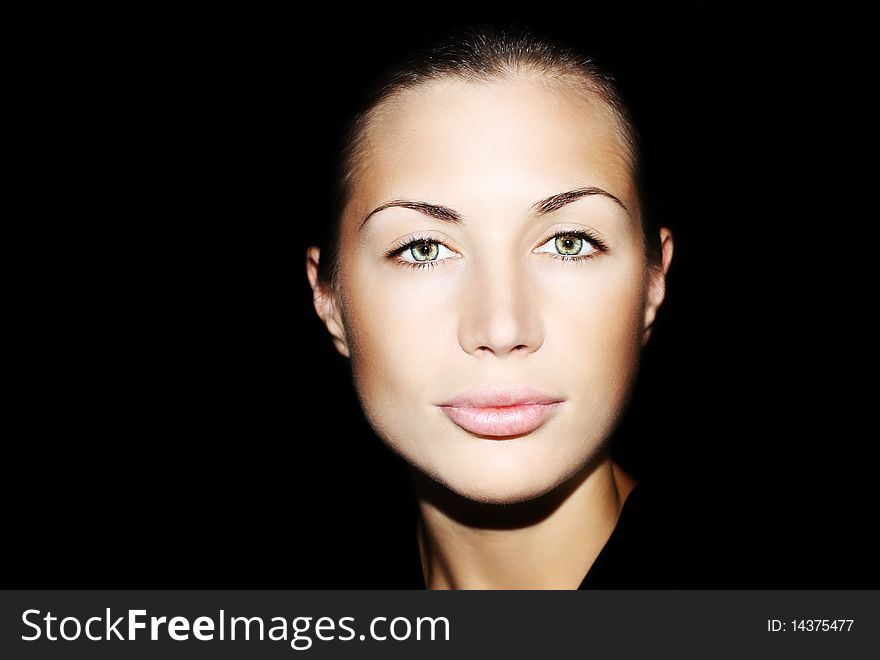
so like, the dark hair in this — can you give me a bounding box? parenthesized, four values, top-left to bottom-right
(316, 23, 662, 290)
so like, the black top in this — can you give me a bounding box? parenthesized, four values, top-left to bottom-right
(401, 479, 718, 589)
(576, 480, 654, 588)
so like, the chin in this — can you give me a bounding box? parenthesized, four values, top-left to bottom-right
(423, 444, 578, 505)
(441, 472, 565, 505)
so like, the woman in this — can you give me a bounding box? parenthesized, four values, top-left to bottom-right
(305, 25, 674, 589)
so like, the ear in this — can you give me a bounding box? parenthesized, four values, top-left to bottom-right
(305, 246, 351, 358)
(641, 227, 674, 347)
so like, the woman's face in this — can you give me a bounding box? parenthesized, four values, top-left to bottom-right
(313, 75, 668, 504)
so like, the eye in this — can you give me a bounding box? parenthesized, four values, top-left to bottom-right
(402, 240, 455, 263)
(386, 236, 460, 270)
(533, 230, 608, 261)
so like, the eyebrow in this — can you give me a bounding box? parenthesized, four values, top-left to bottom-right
(532, 187, 629, 216)
(359, 186, 629, 231)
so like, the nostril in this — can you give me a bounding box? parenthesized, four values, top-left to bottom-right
(474, 344, 531, 356)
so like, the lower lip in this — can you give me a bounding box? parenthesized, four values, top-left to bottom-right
(439, 403, 562, 438)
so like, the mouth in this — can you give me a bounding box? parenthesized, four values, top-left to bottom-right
(437, 387, 565, 439)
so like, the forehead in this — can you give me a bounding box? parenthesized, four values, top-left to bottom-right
(351, 75, 635, 214)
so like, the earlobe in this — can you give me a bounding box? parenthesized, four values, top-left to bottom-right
(305, 246, 351, 358)
(641, 228, 675, 346)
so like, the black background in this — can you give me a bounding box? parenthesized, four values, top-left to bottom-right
(7, 3, 875, 588)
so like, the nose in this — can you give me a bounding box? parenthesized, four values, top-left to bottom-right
(457, 259, 544, 357)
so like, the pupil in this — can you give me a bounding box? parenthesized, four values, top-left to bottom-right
(411, 241, 438, 261)
(556, 235, 582, 255)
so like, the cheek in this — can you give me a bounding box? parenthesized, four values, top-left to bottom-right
(341, 262, 455, 401)
(561, 268, 643, 346)
(544, 260, 646, 398)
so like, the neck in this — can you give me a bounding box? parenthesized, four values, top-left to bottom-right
(411, 454, 637, 589)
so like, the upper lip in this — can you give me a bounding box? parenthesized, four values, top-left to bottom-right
(438, 386, 564, 408)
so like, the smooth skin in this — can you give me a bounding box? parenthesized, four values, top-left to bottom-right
(306, 73, 674, 589)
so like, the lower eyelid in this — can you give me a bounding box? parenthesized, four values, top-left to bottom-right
(534, 246, 600, 260)
(547, 253, 598, 262)
(399, 258, 443, 270)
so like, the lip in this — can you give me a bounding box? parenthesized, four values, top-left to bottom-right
(438, 386, 564, 438)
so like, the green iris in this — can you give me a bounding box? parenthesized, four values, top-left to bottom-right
(410, 241, 439, 261)
(555, 235, 583, 255)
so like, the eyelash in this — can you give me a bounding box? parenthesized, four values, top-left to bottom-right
(384, 234, 447, 270)
(385, 230, 609, 271)
(543, 229, 609, 262)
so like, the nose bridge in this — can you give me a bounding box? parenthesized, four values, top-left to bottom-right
(458, 253, 544, 357)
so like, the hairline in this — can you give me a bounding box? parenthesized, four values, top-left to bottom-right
(324, 66, 645, 293)
(350, 66, 637, 185)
